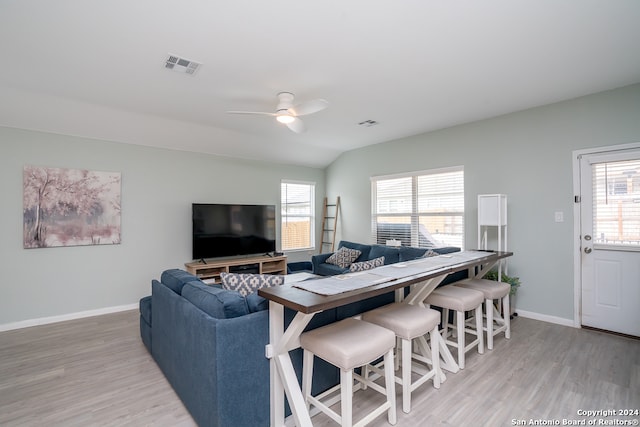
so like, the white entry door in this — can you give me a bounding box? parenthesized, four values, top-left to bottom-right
(579, 148, 640, 337)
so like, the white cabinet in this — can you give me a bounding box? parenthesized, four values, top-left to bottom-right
(478, 194, 507, 227)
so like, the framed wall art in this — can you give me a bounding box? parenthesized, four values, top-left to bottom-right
(23, 165, 121, 248)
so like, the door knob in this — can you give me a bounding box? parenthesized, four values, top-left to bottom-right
(584, 247, 592, 254)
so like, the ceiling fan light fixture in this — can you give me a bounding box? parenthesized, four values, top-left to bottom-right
(276, 113, 295, 124)
(227, 92, 328, 134)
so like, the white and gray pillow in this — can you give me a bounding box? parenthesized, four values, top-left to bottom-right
(349, 256, 385, 272)
(220, 272, 284, 297)
(326, 247, 362, 268)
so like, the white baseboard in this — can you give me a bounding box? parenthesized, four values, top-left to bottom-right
(1, 304, 577, 333)
(0, 303, 138, 332)
(515, 309, 575, 327)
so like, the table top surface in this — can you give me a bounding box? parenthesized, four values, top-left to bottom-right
(259, 250, 512, 313)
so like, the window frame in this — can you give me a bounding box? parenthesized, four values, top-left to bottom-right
(371, 166, 465, 249)
(281, 180, 316, 252)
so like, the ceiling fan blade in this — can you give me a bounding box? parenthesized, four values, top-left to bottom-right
(227, 111, 276, 116)
(289, 99, 328, 116)
(286, 117, 306, 133)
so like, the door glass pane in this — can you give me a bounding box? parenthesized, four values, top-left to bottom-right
(592, 159, 640, 247)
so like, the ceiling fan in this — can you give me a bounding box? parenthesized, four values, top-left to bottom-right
(227, 92, 328, 133)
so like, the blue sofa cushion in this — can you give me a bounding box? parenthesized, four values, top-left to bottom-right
(139, 295, 152, 325)
(432, 246, 461, 255)
(139, 295, 153, 353)
(161, 269, 202, 294)
(397, 246, 427, 261)
(338, 241, 371, 263)
(220, 272, 284, 297)
(139, 315, 152, 353)
(314, 262, 349, 276)
(369, 245, 401, 264)
(349, 256, 385, 272)
(246, 292, 269, 312)
(398, 246, 459, 261)
(182, 280, 249, 319)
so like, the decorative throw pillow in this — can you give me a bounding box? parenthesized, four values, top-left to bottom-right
(220, 272, 284, 297)
(349, 256, 385, 272)
(325, 247, 362, 268)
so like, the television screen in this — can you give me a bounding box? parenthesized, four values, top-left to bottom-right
(192, 203, 276, 260)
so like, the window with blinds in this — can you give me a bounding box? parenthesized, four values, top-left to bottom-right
(592, 159, 640, 247)
(371, 167, 464, 249)
(281, 181, 315, 251)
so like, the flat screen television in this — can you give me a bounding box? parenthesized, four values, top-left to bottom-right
(192, 203, 276, 260)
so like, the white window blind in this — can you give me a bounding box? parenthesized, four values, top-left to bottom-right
(371, 167, 464, 248)
(281, 181, 315, 251)
(592, 159, 640, 247)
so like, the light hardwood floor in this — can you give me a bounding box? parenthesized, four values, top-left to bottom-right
(1, 310, 638, 427)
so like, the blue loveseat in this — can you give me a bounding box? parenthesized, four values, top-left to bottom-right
(312, 240, 462, 276)
(139, 268, 399, 427)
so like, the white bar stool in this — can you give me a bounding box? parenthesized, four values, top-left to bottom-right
(361, 303, 441, 414)
(455, 278, 511, 350)
(300, 317, 397, 427)
(425, 285, 485, 369)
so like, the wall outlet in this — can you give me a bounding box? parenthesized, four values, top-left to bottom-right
(555, 211, 564, 222)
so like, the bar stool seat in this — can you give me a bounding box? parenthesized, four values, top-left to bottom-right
(362, 303, 441, 413)
(425, 285, 485, 369)
(300, 317, 397, 427)
(455, 278, 511, 350)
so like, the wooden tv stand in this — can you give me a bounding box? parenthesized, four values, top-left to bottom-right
(185, 254, 287, 283)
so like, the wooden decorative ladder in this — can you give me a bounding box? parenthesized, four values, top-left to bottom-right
(320, 196, 340, 253)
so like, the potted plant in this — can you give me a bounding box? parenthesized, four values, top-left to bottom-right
(482, 269, 521, 316)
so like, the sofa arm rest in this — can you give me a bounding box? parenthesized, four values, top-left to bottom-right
(311, 252, 333, 272)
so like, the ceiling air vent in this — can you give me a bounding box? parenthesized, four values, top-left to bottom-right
(164, 54, 201, 75)
(358, 120, 378, 127)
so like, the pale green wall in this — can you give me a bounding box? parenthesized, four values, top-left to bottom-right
(0, 127, 325, 325)
(2, 84, 639, 326)
(325, 84, 640, 321)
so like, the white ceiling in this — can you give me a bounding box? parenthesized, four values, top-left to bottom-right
(1, 0, 640, 168)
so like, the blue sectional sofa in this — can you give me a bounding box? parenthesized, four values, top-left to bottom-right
(312, 240, 462, 276)
(139, 268, 396, 427)
(139, 243, 465, 426)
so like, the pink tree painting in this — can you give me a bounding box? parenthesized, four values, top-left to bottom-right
(23, 166, 121, 248)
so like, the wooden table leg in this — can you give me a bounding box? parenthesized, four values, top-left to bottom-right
(267, 301, 315, 427)
(403, 276, 461, 376)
